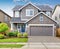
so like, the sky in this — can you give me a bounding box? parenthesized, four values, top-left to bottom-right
(0, 0, 60, 17)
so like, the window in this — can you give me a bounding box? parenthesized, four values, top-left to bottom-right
(46, 12, 50, 16)
(59, 14, 60, 18)
(55, 16, 57, 20)
(15, 11, 19, 17)
(26, 9, 34, 16)
(40, 16, 43, 21)
(5, 15, 8, 21)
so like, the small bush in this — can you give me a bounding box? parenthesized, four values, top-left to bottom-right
(13, 31, 19, 37)
(17, 33, 22, 38)
(23, 33, 28, 38)
(7, 32, 15, 37)
(0, 34, 4, 39)
(0, 23, 9, 34)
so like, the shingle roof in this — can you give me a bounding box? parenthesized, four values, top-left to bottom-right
(36, 5, 53, 11)
(11, 17, 26, 23)
(12, 5, 53, 11)
(12, 5, 23, 11)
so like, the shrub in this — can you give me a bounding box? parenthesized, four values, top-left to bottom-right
(0, 23, 9, 35)
(57, 28, 60, 36)
(13, 31, 19, 37)
(0, 34, 4, 39)
(23, 33, 28, 38)
(7, 32, 15, 37)
(17, 33, 22, 38)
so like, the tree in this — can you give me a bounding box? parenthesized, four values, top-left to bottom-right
(0, 23, 9, 34)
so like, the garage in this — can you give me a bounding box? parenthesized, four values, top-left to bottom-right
(28, 24, 54, 36)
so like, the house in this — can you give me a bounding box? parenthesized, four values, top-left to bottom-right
(0, 9, 11, 27)
(52, 5, 60, 27)
(11, 2, 58, 36)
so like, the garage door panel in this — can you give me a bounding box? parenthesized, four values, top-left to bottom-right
(30, 26, 53, 36)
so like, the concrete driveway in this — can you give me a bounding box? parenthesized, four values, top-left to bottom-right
(28, 36, 60, 42)
(21, 36, 60, 49)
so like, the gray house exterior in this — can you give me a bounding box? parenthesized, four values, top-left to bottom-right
(11, 2, 57, 36)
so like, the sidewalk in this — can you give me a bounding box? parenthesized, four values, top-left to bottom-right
(21, 42, 60, 49)
(0, 42, 27, 44)
(0, 42, 60, 49)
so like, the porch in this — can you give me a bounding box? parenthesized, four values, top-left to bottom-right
(11, 23, 27, 33)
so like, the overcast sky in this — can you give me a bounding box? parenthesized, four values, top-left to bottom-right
(0, 0, 60, 17)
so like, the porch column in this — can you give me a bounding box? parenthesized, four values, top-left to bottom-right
(11, 23, 13, 30)
(25, 24, 28, 32)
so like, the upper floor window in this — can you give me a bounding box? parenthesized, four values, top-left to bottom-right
(26, 9, 34, 16)
(15, 11, 19, 17)
(46, 12, 50, 16)
(40, 16, 43, 22)
(5, 15, 8, 21)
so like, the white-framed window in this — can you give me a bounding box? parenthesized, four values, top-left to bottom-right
(26, 9, 34, 16)
(40, 16, 43, 22)
(55, 16, 57, 20)
(15, 11, 19, 17)
(46, 12, 50, 16)
(5, 15, 8, 21)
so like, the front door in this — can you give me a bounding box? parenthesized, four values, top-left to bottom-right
(17, 24, 25, 32)
(21, 24, 25, 32)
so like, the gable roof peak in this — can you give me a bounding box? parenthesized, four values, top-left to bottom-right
(18, 2, 41, 10)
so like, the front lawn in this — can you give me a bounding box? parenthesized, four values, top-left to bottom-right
(0, 38, 28, 43)
(0, 44, 24, 48)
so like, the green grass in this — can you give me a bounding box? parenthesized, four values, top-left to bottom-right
(0, 38, 28, 43)
(0, 44, 24, 48)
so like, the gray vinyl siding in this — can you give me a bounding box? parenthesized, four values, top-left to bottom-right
(21, 4, 38, 19)
(27, 13, 57, 26)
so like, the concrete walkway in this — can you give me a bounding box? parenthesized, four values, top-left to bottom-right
(21, 36, 60, 49)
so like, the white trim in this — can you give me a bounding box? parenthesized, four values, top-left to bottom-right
(19, 2, 41, 11)
(25, 24, 28, 32)
(28, 24, 55, 36)
(11, 23, 13, 30)
(28, 24, 54, 27)
(26, 12, 58, 24)
(53, 25, 54, 36)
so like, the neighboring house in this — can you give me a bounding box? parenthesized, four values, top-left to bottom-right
(11, 2, 58, 36)
(52, 5, 60, 27)
(0, 9, 11, 27)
